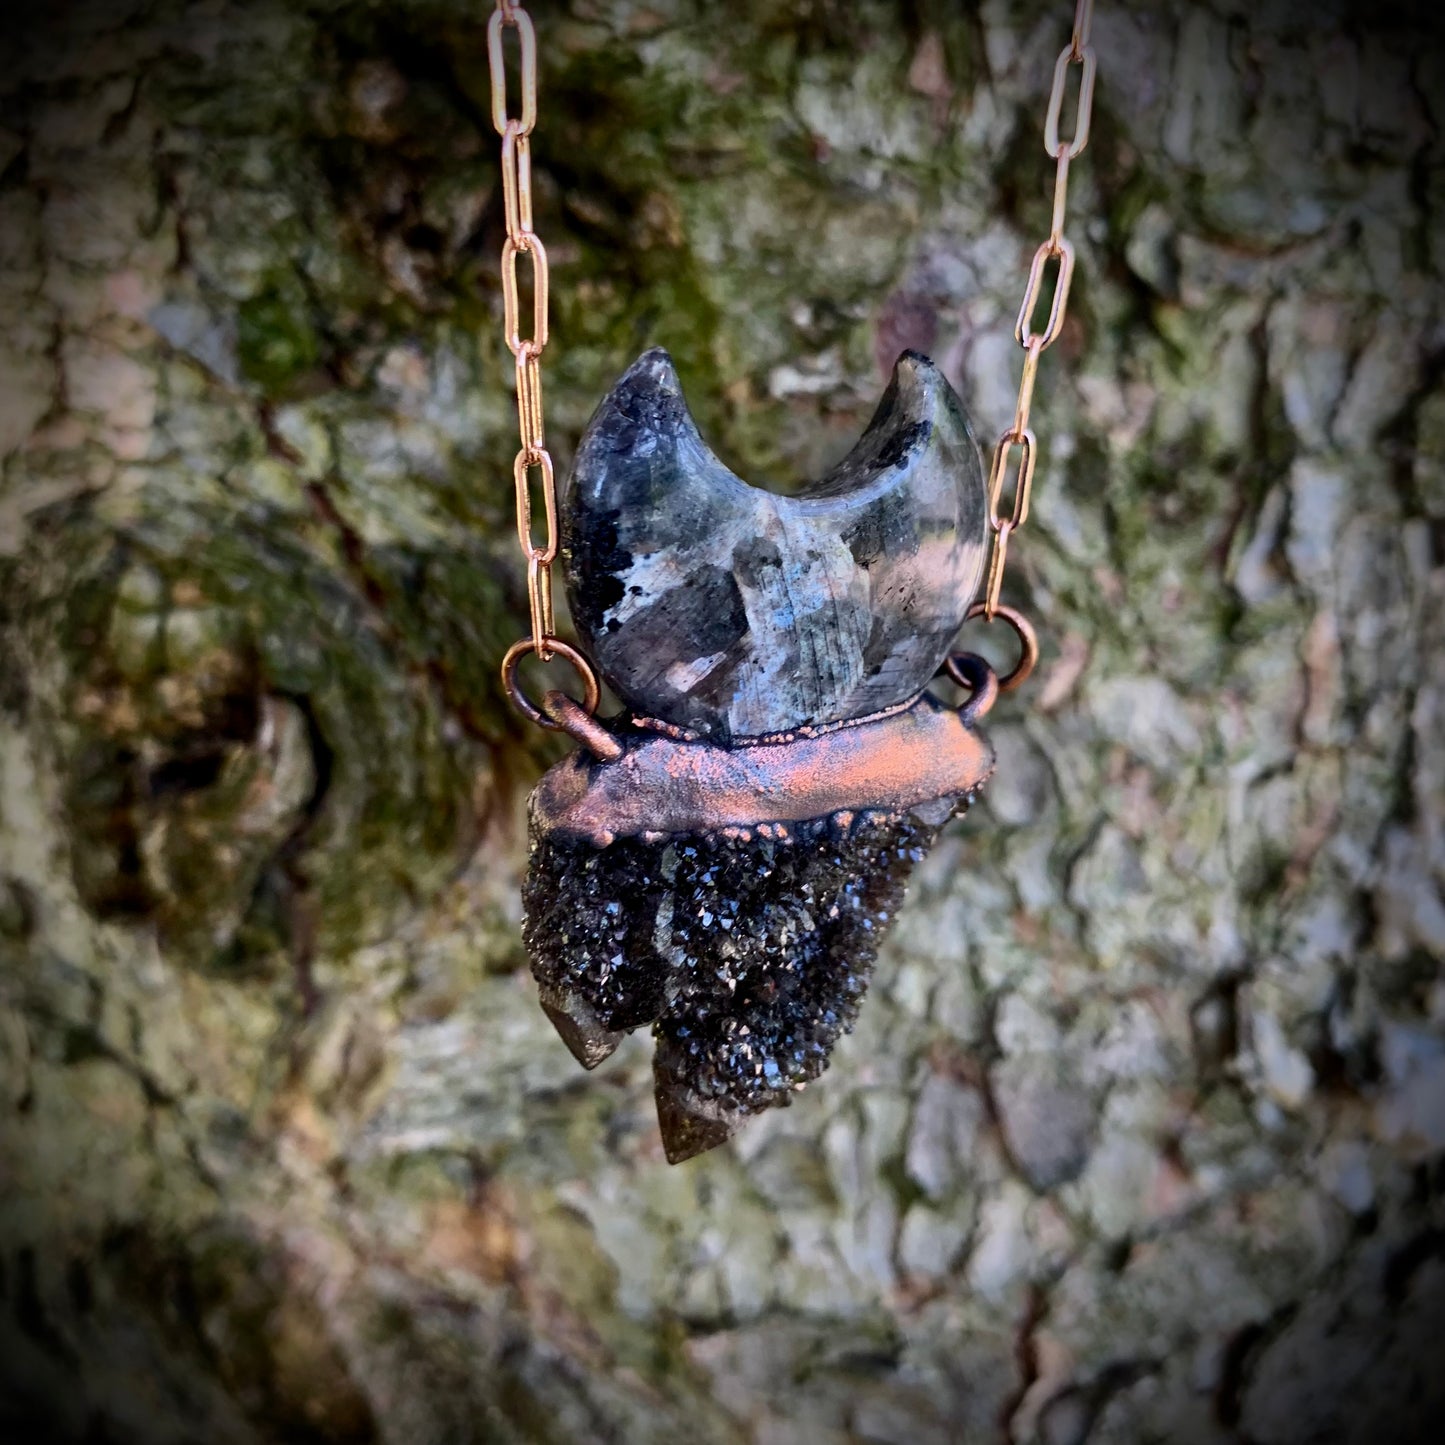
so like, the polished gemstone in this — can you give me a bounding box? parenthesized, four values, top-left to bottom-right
(562, 348, 989, 743)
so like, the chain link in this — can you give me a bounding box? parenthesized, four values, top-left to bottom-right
(491, 1, 1096, 720)
(980, 0, 1098, 629)
(489, 1, 600, 719)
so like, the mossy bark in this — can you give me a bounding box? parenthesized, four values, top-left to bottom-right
(2, 2, 1444, 1441)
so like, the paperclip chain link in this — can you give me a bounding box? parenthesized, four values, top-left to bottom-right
(979, 0, 1098, 641)
(489, 0, 599, 721)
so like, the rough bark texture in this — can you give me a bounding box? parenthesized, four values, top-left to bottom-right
(2, 1, 1444, 1441)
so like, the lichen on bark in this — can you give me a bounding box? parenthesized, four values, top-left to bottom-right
(2, 1, 1444, 1442)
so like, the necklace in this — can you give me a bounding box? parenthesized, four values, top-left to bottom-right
(488, 0, 1099, 1162)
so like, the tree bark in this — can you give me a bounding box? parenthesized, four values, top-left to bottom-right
(2, 1, 1443, 1441)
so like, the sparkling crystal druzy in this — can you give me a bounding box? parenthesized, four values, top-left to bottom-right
(523, 798, 978, 1162)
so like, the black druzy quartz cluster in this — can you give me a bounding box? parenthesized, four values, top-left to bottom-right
(523, 803, 967, 1161)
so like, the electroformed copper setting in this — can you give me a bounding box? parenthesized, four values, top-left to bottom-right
(531, 664, 997, 849)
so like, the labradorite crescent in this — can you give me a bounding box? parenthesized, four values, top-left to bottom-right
(561, 348, 989, 743)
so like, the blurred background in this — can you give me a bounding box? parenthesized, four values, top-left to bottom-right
(1, 0, 1443, 1441)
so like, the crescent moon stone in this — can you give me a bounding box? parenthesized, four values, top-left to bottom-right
(562, 348, 989, 742)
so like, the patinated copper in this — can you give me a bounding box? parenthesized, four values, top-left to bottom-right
(540, 690, 623, 761)
(531, 655, 996, 847)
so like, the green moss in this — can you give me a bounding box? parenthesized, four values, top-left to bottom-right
(18, 499, 522, 972)
(237, 274, 321, 393)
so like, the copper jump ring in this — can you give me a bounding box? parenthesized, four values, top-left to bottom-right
(541, 690, 622, 762)
(501, 638, 601, 728)
(964, 602, 1039, 693)
(941, 651, 1000, 724)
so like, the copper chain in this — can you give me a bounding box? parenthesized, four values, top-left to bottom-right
(490, 0, 600, 719)
(981, 0, 1098, 630)
(494, 0, 1095, 719)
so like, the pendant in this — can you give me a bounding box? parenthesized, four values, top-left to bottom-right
(519, 349, 998, 1161)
